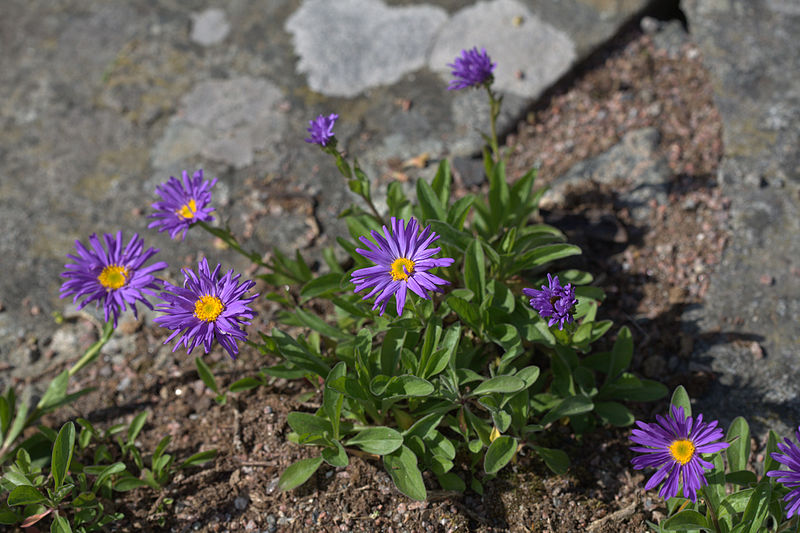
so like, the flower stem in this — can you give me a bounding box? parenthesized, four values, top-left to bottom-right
(486, 85, 502, 162)
(68, 320, 114, 377)
(700, 488, 722, 533)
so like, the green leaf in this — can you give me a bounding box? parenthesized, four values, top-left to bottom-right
(272, 329, 330, 378)
(92, 462, 126, 492)
(7, 485, 46, 506)
(0, 395, 10, 436)
(428, 220, 472, 251)
(374, 375, 434, 400)
(487, 160, 510, 233)
(286, 412, 333, 439)
(764, 430, 781, 475)
(417, 319, 443, 378)
(539, 395, 594, 426)
(383, 446, 426, 501)
(725, 416, 750, 473)
(286, 308, 353, 341)
(464, 240, 486, 303)
(195, 357, 219, 394)
(3, 470, 33, 487)
(447, 195, 474, 229)
(323, 362, 347, 440)
(37, 370, 69, 412)
(417, 178, 447, 223)
(531, 445, 569, 475)
(446, 296, 482, 333)
(725, 470, 757, 486)
(228, 377, 263, 393)
(2, 389, 29, 450)
(484, 436, 516, 474)
(422, 325, 460, 379)
(52, 422, 75, 490)
(0, 507, 21, 525)
(431, 159, 452, 206)
(740, 481, 771, 533)
(180, 449, 217, 469)
(670, 385, 692, 418)
(127, 411, 148, 445)
(278, 456, 323, 491)
(300, 273, 345, 302)
(112, 476, 151, 492)
(594, 401, 635, 427)
(51, 514, 73, 533)
(471, 376, 526, 396)
(509, 244, 582, 275)
(404, 413, 445, 440)
(322, 441, 349, 467)
(346, 427, 403, 455)
(660, 510, 711, 531)
(436, 472, 466, 492)
(607, 326, 633, 382)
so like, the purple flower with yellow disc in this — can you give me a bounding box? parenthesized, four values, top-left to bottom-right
(154, 258, 257, 359)
(523, 273, 577, 330)
(447, 47, 496, 90)
(305, 113, 338, 146)
(351, 217, 454, 316)
(767, 426, 800, 518)
(60, 232, 167, 328)
(630, 405, 729, 502)
(149, 169, 217, 240)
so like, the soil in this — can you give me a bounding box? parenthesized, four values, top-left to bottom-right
(23, 22, 734, 533)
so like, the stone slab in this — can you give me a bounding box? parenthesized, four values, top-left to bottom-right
(681, 0, 800, 436)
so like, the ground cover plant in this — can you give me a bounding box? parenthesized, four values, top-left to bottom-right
(0, 44, 797, 532)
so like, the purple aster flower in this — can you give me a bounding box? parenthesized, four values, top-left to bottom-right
(522, 273, 577, 330)
(351, 217, 454, 316)
(767, 426, 800, 518)
(60, 232, 168, 328)
(630, 405, 729, 502)
(305, 113, 338, 146)
(148, 169, 217, 240)
(154, 258, 258, 359)
(447, 47, 496, 90)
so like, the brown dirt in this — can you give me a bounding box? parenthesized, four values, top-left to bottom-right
(30, 22, 733, 533)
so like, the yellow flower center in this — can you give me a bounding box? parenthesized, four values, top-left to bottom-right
(194, 295, 224, 322)
(668, 439, 696, 465)
(97, 265, 129, 289)
(176, 199, 198, 220)
(390, 257, 415, 281)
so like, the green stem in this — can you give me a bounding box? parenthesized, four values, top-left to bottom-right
(700, 488, 721, 533)
(486, 85, 502, 162)
(196, 221, 304, 283)
(68, 320, 114, 377)
(362, 195, 385, 227)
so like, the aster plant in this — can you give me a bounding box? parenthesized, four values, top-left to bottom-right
(260, 46, 668, 501)
(155, 257, 257, 359)
(633, 386, 797, 532)
(149, 169, 217, 240)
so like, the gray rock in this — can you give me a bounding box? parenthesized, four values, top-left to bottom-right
(285, 0, 448, 97)
(190, 8, 231, 46)
(681, 0, 800, 435)
(541, 128, 671, 223)
(152, 77, 288, 170)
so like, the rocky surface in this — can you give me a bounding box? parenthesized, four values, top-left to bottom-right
(0, 0, 653, 381)
(680, 0, 800, 436)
